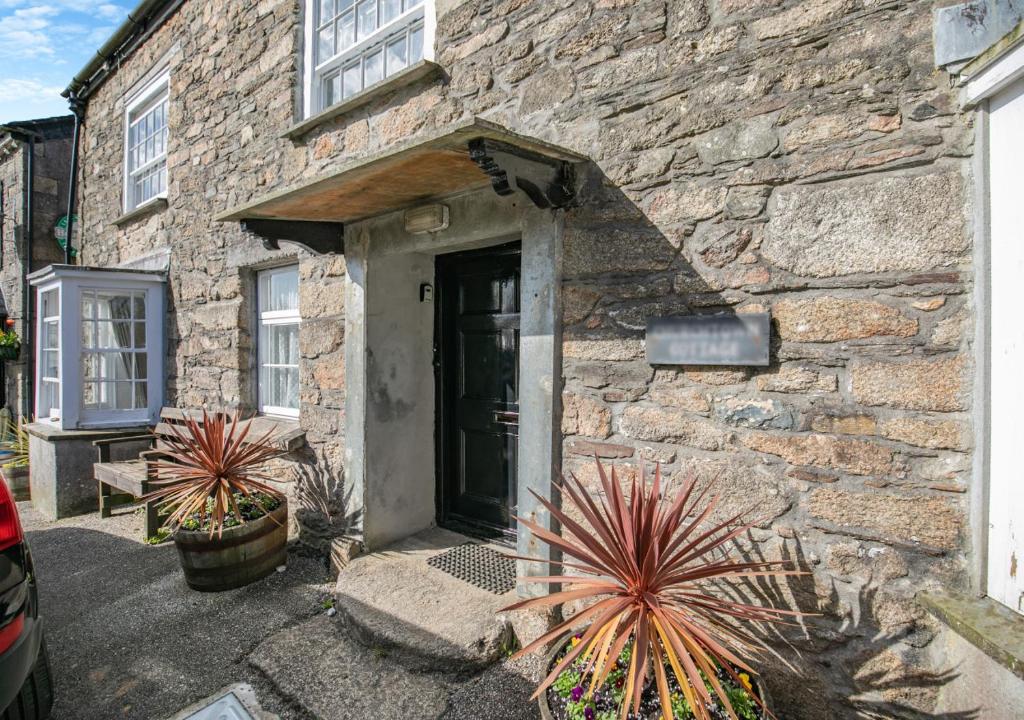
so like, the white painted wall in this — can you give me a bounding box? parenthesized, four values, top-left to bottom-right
(988, 74, 1024, 615)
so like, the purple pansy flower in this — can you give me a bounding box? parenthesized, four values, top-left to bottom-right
(571, 686, 584, 702)
(584, 707, 595, 720)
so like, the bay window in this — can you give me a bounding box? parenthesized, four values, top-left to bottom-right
(257, 266, 300, 418)
(29, 266, 165, 430)
(124, 69, 169, 211)
(306, 0, 434, 115)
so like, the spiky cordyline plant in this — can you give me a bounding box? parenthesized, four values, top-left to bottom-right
(143, 409, 283, 538)
(502, 461, 804, 720)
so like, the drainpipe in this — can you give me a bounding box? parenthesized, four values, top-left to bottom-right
(64, 94, 85, 265)
(22, 135, 35, 424)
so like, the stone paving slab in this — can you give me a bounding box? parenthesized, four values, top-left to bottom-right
(250, 614, 544, 720)
(249, 615, 450, 720)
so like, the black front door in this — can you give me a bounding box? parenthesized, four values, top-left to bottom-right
(437, 242, 520, 535)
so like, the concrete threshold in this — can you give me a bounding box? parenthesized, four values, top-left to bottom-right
(333, 526, 517, 676)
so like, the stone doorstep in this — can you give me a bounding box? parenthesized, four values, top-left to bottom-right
(919, 591, 1024, 680)
(333, 526, 517, 677)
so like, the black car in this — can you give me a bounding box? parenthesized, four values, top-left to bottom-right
(0, 479, 52, 720)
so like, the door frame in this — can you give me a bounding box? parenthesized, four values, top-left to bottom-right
(434, 239, 522, 543)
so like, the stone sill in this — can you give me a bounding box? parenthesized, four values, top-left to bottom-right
(25, 422, 150, 442)
(283, 60, 443, 140)
(112, 197, 167, 227)
(919, 591, 1024, 680)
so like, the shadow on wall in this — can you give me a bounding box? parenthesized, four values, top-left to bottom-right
(291, 446, 361, 556)
(552, 161, 980, 719)
(718, 536, 980, 720)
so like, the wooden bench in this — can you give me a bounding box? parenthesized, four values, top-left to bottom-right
(93, 407, 305, 539)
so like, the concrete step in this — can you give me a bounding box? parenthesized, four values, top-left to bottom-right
(333, 527, 517, 677)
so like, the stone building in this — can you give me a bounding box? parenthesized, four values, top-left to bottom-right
(0, 117, 74, 423)
(25, 0, 1024, 716)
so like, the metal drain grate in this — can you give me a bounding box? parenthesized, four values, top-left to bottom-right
(427, 542, 516, 594)
(182, 692, 255, 720)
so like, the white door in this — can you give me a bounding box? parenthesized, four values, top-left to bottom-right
(988, 74, 1024, 615)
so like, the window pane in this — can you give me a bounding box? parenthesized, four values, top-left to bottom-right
(134, 321, 146, 349)
(381, 0, 400, 25)
(364, 48, 383, 87)
(319, 0, 334, 21)
(318, 22, 335, 62)
(357, 0, 377, 39)
(82, 321, 95, 348)
(133, 294, 146, 319)
(83, 382, 97, 408)
(405, 0, 422, 7)
(263, 267, 299, 312)
(343, 62, 361, 97)
(82, 353, 98, 380)
(134, 353, 148, 380)
(98, 353, 133, 382)
(338, 0, 354, 10)
(262, 366, 299, 411)
(41, 289, 58, 317)
(96, 321, 133, 349)
(43, 350, 59, 378)
(42, 380, 60, 416)
(44, 322, 59, 350)
(264, 323, 298, 366)
(134, 383, 148, 409)
(387, 35, 407, 75)
(409, 24, 424, 63)
(338, 10, 356, 51)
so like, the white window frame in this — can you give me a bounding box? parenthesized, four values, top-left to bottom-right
(257, 266, 301, 419)
(302, 0, 436, 118)
(123, 68, 170, 213)
(30, 267, 165, 430)
(967, 41, 1024, 615)
(37, 285, 61, 423)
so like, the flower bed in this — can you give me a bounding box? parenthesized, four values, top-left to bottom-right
(545, 633, 766, 720)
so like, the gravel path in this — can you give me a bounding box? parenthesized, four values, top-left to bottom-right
(19, 501, 332, 720)
(18, 501, 545, 720)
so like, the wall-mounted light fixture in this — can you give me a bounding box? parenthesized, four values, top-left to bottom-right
(404, 203, 449, 235)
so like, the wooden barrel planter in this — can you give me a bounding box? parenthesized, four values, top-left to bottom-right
(172, 500, 288, 592)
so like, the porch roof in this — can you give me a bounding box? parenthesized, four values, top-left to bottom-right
(215, 118, 588, 227)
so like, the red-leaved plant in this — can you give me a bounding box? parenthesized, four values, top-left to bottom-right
(501, 460, 803, 720)
(143, 409, 283, 538)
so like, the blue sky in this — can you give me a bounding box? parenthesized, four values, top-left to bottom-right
(0, 0, 133, 123)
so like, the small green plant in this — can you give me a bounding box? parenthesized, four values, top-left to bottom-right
(321, 597, 335, 610)
(0, 328, 20, 349)
(0, 420, 30, 469)
(146, 527, 171, 545)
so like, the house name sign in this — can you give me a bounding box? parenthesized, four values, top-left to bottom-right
(645, 313, 771, 366)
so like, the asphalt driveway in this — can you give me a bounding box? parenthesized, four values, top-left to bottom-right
(18, 501, 333, 720)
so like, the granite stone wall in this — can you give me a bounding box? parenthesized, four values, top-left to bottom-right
(0, 129, 72, 422)
(74, 0, 977, 715)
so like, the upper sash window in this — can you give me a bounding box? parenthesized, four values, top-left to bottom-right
(124, 70, 169, 212)
(306, 0, 432, 115)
